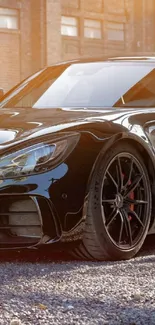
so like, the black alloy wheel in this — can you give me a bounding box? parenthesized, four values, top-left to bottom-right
(102, 152, 149, 250)
(71, 142, 152, 261)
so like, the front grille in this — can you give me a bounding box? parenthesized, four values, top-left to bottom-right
(0, 196, 42, 248)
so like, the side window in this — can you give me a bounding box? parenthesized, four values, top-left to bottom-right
(115, 69, 155, 107)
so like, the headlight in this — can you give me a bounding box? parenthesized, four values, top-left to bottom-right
(0, 133, 80, 179)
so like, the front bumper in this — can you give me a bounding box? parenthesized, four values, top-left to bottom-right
(0, 162, 68, 249)
(0, 131, 102, 249)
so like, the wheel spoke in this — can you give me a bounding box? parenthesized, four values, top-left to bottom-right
(128, 209, 145, 228)
(116, 156, 123, 191)
(102, 198, 116, 205)
(106, 208, 118, 227)
(118, 210, 128, 238)
(118, 212, 124, 245)
(121, 208, 133, 246)
(124, 198, 148, 205)
(107, 171, 118, 190)
(124, 158, 134, 189)
(124, 174, 143, 197)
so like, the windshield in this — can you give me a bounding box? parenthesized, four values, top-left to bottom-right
(1, 61, 155, 109)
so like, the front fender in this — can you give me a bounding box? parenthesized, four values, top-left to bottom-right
(85, 129, 155, 196)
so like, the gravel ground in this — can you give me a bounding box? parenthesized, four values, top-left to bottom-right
(0, 237, 155, 325)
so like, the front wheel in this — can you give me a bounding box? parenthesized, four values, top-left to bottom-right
(71, 142, 152, 261)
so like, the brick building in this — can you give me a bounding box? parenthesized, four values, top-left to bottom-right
(0, 0, 155, 92)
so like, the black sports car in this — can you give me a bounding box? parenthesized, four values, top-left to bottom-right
(0, 56, 155, 261)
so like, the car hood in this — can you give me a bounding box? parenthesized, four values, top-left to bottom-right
(0, 106, 145, 150)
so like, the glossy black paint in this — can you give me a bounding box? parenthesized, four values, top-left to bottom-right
(1, 57, 155, 249)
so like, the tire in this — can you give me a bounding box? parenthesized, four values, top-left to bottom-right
(70, 141, 152, 261)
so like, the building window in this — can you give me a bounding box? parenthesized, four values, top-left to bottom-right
(107, 22, 124, 41)
(0, 8, 19, 30)
(61, 16, 78, 37)
(84, 19, 102, 39)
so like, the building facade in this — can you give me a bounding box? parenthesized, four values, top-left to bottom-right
(0, 0, 155, 92)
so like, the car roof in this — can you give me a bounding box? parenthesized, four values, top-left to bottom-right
(110, 56, 155, 61)
(50, 55, 155, 68)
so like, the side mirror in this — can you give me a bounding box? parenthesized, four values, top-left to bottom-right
(0, 88, 4, 100)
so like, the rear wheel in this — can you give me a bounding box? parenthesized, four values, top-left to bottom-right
(71, 142, 152, 261)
